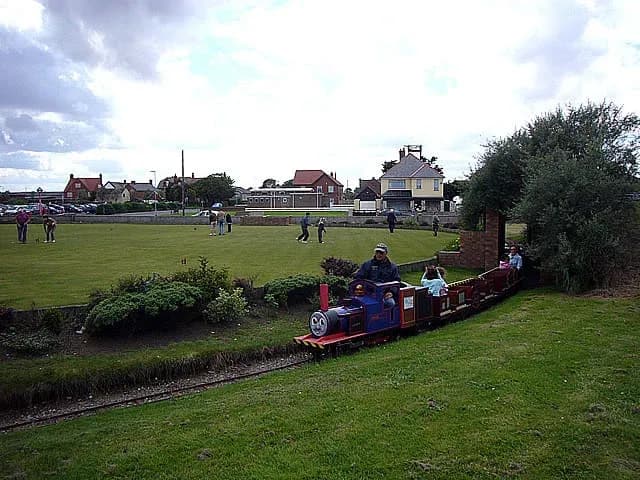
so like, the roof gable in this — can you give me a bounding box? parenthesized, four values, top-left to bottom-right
(381, 154, 444, 179)
(293, 170, 343, 187)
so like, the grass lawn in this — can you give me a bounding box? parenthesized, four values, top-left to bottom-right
(1, 290, 638, 479)
(0, 224, 455, 309)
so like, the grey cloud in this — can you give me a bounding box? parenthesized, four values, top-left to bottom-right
(0, 31, 109, 120)
(513, 1, 604, 100)
(41, 0, 201, 80)
(4, 114, 39, 132)
(0, 152, 42, 169)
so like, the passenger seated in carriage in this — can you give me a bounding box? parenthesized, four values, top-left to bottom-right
(421, 265, 448, 296)
(509, 246, 523, 271)
(499, 254, 511, 270)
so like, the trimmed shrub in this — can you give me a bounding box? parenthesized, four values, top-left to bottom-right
(320, 256, 358, 278)
(96, 203, 115, 215)
(85, 281, 203, 336)
(443, 236, 461, 251)
(0, 306, 16, 331)
(263, 274, 348, 308)
(170, 257, 230, 304)
(203, 288, 249, 324)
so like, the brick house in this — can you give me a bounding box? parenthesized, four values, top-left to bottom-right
(63, 174, 103, 201)
(125, 180, 160, 202)
(293, 170, 343, 205)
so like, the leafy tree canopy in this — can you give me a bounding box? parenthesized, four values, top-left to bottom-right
(261, 178, 277, 188)
(462, 100, 640, 293)
(193, 173, 235, 207)
(281, 179, 294, 187)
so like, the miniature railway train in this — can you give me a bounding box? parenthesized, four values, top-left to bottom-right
(294, 267, 522, 356)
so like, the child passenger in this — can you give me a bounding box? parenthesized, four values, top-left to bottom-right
(421, 265, 448, 296)
(499, 254, 510, 270)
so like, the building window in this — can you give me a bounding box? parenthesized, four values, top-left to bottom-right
(328, 185, 334, 193)
(282, 197, 288, 204)
(75, 182, 81, 188)
(389, 180, 405, 189)
(316, 186, 322, 193)
(416, 179, 422, 189)
(433, 179, 439, 191)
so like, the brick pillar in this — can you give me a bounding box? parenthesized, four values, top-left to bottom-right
(483, 209, 504, 270)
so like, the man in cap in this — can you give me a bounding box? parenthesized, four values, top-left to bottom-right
(354, 243, 401, 308)
(354, 243, 401, 283)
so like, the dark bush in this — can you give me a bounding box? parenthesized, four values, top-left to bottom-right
(40, 309, 64, 335)
(0, 306, 16, 331)
(263, 274, 348, 308)
(320, 256, 359, 278)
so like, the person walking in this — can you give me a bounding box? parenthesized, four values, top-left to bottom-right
(297, 212, 311, 243)
(225, 212, 233, 233)
(43, 215, 57, 243)
(386, 208, 397, 233)
(15, 208, 31, 243)
(432, 214, 440, 236)
(217, 210, 226, 236)
(317, 217, 326, 243)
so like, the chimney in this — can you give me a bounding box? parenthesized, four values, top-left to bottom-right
(149, 179, 153, 184)
(99, 173, 103, 185)
(399, 148, 405, 160)
(191, 172, 195, 178)
(131, 180, 136, 185)
(70, 173, 74, 179)
(124, 180, 127, 184)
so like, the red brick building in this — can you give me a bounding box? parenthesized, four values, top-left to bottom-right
(63, 174, 103, 201)
(293, 170, 343, 205)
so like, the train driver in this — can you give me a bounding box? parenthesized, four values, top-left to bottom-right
(354, 243, 401, 307)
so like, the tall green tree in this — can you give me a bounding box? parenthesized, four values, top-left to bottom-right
(193, 173, 235, 207)
(462, 100, 640, 293)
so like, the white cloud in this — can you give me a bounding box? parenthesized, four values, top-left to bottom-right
(1, 0, 639, 192)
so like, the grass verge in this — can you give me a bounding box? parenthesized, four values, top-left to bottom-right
(1, 290, 639, 479)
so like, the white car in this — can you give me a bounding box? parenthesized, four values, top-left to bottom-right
(192, 210, 220, 217)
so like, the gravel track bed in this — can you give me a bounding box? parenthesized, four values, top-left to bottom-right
(1, 352, 311, 432)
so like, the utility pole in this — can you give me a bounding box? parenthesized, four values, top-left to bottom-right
(181, 149, 185, 216)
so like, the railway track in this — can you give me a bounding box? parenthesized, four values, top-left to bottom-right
(1, 354, 312, 433)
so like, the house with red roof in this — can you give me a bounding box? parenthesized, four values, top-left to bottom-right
(63, 174, 103, 201)
(293, 170, 343, 205)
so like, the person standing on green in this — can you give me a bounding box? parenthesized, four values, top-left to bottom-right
(297, 212, 311, 243)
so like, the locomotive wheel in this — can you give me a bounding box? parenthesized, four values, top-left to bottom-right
(471, 290, 481, 310)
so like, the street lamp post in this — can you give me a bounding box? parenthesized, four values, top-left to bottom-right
(36, 187, 43, 215)
(150, 170, 157, 217)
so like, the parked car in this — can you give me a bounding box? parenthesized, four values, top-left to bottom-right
(192, 210, 220, 217)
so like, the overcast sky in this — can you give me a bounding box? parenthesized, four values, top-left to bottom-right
(1, 0, 638, 193)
